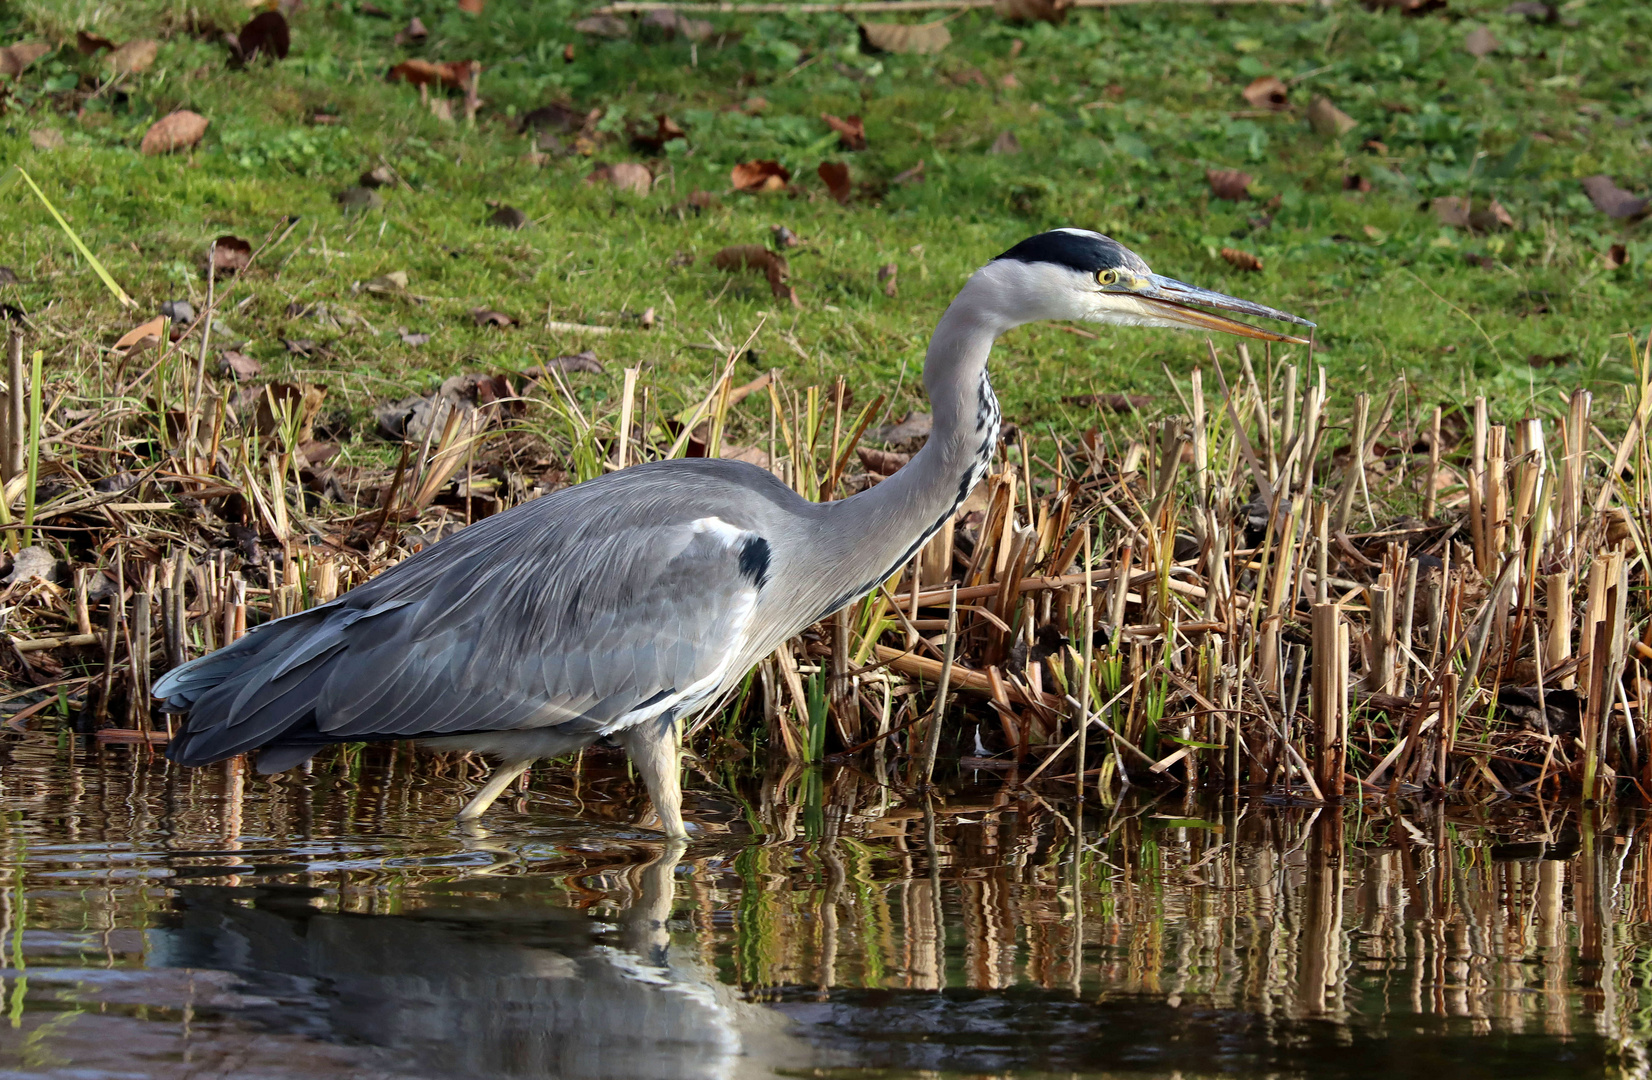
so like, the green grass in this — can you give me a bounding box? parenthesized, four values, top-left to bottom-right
(2, 0, 1650, 454)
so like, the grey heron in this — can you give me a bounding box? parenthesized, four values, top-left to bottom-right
(154, 229, 1312, 838)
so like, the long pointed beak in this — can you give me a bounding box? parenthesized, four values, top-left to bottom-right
(1136, 274, 1315, 345)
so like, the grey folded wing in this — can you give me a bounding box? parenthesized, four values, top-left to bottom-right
(158, 508, 770, 767)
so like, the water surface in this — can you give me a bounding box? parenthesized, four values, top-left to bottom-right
(0, 736, 1646, 1079)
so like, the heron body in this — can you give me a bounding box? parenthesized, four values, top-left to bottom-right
(156, 229, 1311, 837)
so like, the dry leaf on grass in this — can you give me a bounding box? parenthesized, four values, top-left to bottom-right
(857, 447, 911, 475)
(878, 263, 897, 297)
(586, 161, 652, 194)
(1581, 175, 1648, 220)
(141, 111, 208, 155)
(891, 160, 926, 185)
(713, 245, 798, 307)
(76, 31, 116, 54)
(1220, 247, 1263, 272)
(106, 39, 158, 76)
(731, 159, 790, 193)
(1463, 26, 1500, 57)
(235, 12, 290, 62)
(336, 186, 383, 213)
(818, 161, 852, 204)
(642, 9, 713, 41)
(488, 205, 527, 229)
(395, 17, 428, 45)
(858, 21, 951, 55)
(1432, 197, 1515, 231)
(399, 328, 431, 346)
(113, 316, 167, 354)
(527, 351, 605, 377)
(994, 0, 1071, 23)
(29, 129, 64, 151)
(1306, 96, 1356, 137)
(360, 164, 397, 188)
(459, 0, 485, 12)
(989, 131, 1021, 155)
(210, 235, 252, 278)
(822, 113, 866, 151)
(358, 271, 408, 293)
(1062, 392, 1153, 412)
(219, 351, 261, 381)
(1207, 169, 1252, 201)
(471, 308, 515, 327)
(574, 14, 630, 38)
(1241, 76, 1289, 111)
(0, 42, 51, 79)
(387, 58, 478, 90)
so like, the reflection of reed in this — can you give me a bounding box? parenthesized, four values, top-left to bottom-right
(3, 743, 1652, 1071)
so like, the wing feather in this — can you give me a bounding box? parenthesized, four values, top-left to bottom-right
(161, 467, 775, 769)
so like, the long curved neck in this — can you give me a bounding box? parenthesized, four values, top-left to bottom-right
(808, 282, 1012, 615)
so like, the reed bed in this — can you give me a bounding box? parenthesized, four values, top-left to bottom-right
(2, 314, 1650, 810)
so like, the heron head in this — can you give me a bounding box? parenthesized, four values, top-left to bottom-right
(982, 228, 1314, 344)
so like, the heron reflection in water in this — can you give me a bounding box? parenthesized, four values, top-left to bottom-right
(154, 230, 1312, 836)
(150, 843, 801, 1080)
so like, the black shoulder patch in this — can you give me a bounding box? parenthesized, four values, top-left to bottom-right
(738, 535, 771, 588)
(993, 230, 1143, 275)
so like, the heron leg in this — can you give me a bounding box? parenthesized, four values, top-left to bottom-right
(456, 759, 533, 821)
(619, 716, 687, 839)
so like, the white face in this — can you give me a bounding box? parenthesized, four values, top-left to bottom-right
(965, 244, 1313, 344)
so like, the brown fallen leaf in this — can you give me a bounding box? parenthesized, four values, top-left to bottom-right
(1206, 168, 1252, 201)
(210, 235, 252, 278)
(1061, 393, 1152, 412)
(857, 447, 911, 475)
(1220, 247, 1263, 272)
(471, 308, 515, 327)
(336, 186, 384, 213)
(574, 14, 630, 38)
(29, 129, 64, 151)
(395, 17, 428, 45)
(891, 160, 926, 185)
(218, 350, 261, 381)
(586, 161, 652, 195)
(105, 39, 158, 76)
(990, 131, 1022, 155)
(878, 263, 898, 298)
(140, 110, 209, 155)
(1463, 25, 1500, 57)
(818, 161, 852, 204)
(1431, 196, 1471, 228)
(1241, 75, 1288, 111)
(113, 316, 167, 354)
(387, 58, 478, 90)
(642, 9, 713, 42)
(526, 351, 605, 377)
(994, 0, 1071, 23)
(858, 21, 951, 55)
(630, 114, 686, 154)
(1, 42, 52, 80)
(712, 245, 798, 307)
(822, 113, 867, 151)
(1470, 200, 1515, 232)
(948, 68, 989, 87)
(731, 159, 790, 193)
(76, 31, 117, 54)
(459, 0, 485, 12)
(489, 205, 527, 229)
(1306, 96, 1356, 137)
(1581, 175, 1648, 220)
(236, 11, 290, 62)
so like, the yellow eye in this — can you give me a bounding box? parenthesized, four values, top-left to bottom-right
(1097, 269, 1120, 286)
